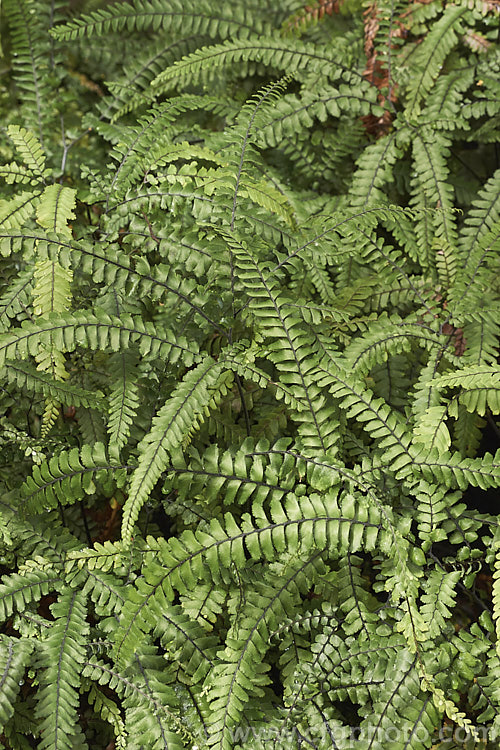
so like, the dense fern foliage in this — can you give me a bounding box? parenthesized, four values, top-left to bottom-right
(0, 0, 499, 747)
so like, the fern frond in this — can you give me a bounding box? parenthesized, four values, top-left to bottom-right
(315, 361, 413, 473)
(113, 490, 393, 669)
(65, 539, 139, 576)
(35, 591, 89, 750)
(431, 365, 500, 416)
(460, 308, 500, 367)
(205, 556, 319, 749)
(164, 438, 297, 514)
(349, 129, 405, 207)
(50, 0, 272, 42)
(258, 83, 382, 149)
(334, 551, 381, 636)
(410, 130, 458, 248)
(32, 255, 74, 433)
(19, 442, 128, 515)
(448, 220, 500, 311)
(227, 232, 341, 456)
(413, 481, 460, 548)
(412, 406, 452, 455)
(0, 191, 42, 230)
(67, 567, 127, 617)
(33, 237, 225, 333)
(1, 511, 82, 566)
(32, 260, 72, 320)
(36, 185, 76, 237)
(0, 569, 61, 620)
(121, 358, 233, 542)
(456, 167, 500, 274)
(86, 684, 127, 750)
(6, 125, 47, 179)
(404, 5, 467, 117)
(452, 406, 485, 457)
(104, 96, 231, 200)
(151, 36, 366, 91)
(4, 361, 104, 409)
(0, 268, 34, 333)
(0, 311, 201, 370)
(0, 637, 34, 730)
(343, 318, 449, 377)
(106, 351, 140, 452)
(420, 567, 460, 640)
(415, 448, 500, 490)
(98, 37, 207, 119)
(82, 657, 185, 750)
(4, 0, 54, 146)
(154, 604, 218, 684)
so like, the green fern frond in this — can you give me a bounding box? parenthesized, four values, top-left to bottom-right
(4, 1, 54, 147)
(435, 239, 457, 290)
(82, 656, 186, 749)
(449, 220, 500, 312)
(4, 361, 104, 409)
(151, 36, 366, 91)
(205, 556, 319, 750)
(0, 162, 41, 187)
(413, 481, 460, 549)
(456, 166, 500, 275)
(413, 406, 452, 455)
(164, 438, 297, 514)
(68, 568, 127, 617)
(0, 637, 34, 731)
(19, 442, 128, 515)
(258, 83, 382, 149)
(65, 539, 139, 577)
(6, 126, 47, 178)
(102, 338, 140, 441)
(113, 490, 393, 669)
(0, 569, 61, 621)
(410, 131, 458, 249)
(0, 0, 499, 743)
(0, 191, 42, 230)
(36, 185, 76, 237)
(35, 591, 89, 750)
(349, 130, 405, 207)
(32, 256, 73, 434)
(452, 406, 486, 457)
(32, 260, 72, 319)
(420, 567, 460, 640)
(415, 447, 500, 490)
(86, 684, 127, 750)
(122, 358, 233, 542)
(50, 0, 272, 42)
(0, 311, 201, 370)
(405, 5, 467, 118)
(154, 604, 218, 684)
(226, 232, 341, 456)
(0, 268, 34, 333)
(316, 362, 413, 473)
(98, 37, 208, 119)
(34, 237, 224, 332)
(431, 365, 500, 416)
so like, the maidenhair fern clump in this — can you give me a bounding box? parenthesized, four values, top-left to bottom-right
(0, 0, 499, 748)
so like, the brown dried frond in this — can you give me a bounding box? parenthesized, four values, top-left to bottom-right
(462, 30, 492, 53)
(361, 2, 405, 136)
(282, 0, 340, 35)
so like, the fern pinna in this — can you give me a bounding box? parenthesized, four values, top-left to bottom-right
(0, 0, 499, 748)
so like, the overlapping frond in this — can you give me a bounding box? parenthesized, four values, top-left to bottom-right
(19, 442, 129, 515)
(35, 591, 89, 750)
